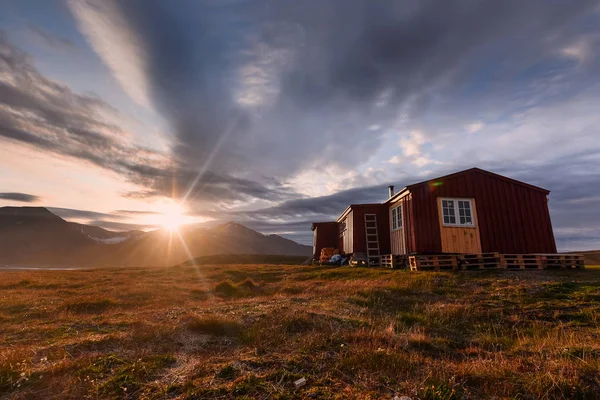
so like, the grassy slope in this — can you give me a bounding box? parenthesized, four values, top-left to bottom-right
(181, 254, 309, 266)
(579, 251, 600, 266)
(1, 265, 599, 399)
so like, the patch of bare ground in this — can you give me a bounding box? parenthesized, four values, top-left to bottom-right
(1, 264, 599, 399)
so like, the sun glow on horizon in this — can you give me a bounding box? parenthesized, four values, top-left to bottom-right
(156, 201, 187, 232)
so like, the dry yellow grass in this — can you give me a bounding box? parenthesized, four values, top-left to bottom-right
(1, 264, 599, 399)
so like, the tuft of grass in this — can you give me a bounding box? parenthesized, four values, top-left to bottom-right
(65, 299, 116, 314)
(214, 280, 238, 297)
(187, 316, 243, 337)
(77, 354, 175, 397)
(214, 278, 263, 297)
(417, 377, 464, 400)
(190, 289, 209, 300)
(215, 364, 239, 380)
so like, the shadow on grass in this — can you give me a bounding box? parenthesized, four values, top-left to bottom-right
(187, 316, 243, 337)
(65, 299, 117, 314)
(214, 278, 264, 298)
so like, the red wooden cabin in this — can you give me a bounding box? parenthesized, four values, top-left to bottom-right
(311, 222, 338, 260)
(386, 168, 557, 255)
(311, 168, 557, 261)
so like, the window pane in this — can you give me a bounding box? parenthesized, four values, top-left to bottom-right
(442, 199, 457, 225)
(452, 200, 470, 226)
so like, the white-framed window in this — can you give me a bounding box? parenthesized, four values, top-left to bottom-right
(339, 219, 347, 237)
(441, 198, 474, 227)
(391, 204, 403, 231)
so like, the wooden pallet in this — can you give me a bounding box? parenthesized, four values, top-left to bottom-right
(500, 254, 524, 269)
(521, 254, 544, 269)
(537, 254, 585, 269)
(498, 254, 542, 269)
(380, 254, 407, 269)
(459, 253, 501, 270)
(500, 254, 585, 269)
(408, 253, 584, 272)
(409, 255, 458, 271)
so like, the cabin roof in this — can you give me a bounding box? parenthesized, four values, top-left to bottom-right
(385, 167, 550, 204)
(311, 221, 337, 231)
(336, 203, 384, 222)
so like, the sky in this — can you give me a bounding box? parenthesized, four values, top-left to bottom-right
(1, 0, 600, 250)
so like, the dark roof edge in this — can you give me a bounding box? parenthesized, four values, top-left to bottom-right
(336, 203, 384, 222)
(406, 167, 550, 194)
(384, 186, 410, 204)
(311, 221, 337, 230)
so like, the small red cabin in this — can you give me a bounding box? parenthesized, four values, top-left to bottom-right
(311, 222, 338, 260)
(337, 204, 391, 256)
(311, 167, 557, 261)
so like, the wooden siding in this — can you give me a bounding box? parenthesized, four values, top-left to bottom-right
(350, 205, 391, 255)
(312, 222, 338, 259)
(436, 198, 482, 253)
(389, 196, 407, 254)
(409, 169, 556, 254)
(347, 211, 354, 253)
(339, 213, 352, 254)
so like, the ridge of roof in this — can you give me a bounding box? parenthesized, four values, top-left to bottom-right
(385, 167, 550, 203)
(408, 167, 549, 193)
(336, 203, 384, 222)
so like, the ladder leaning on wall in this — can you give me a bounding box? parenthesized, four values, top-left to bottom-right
(364, 213, 380, 266)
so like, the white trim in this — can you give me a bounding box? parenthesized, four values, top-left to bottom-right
(440, 198, 475, 227)
(391, 204, 403, 231)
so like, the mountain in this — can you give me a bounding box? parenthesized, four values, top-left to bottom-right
(101, 222, 311, 266)
(0, 207, 311, 267)
(0, 207, 142, 266)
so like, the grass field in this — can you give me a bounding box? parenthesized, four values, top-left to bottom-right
(1, 264, 600, 399)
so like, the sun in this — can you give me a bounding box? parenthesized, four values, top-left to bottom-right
(158, 201, 187, 232)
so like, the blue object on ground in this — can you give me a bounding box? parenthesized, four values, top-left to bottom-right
(329, 254, 342, 263)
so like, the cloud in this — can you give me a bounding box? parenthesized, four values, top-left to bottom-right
(85, 220, 154, 232)
(67, 0, 596, 188)
(48, 207, 123, 221)
(560, 35, 597, 64)
(67, 0, 151, 108)
(465, 122, 484, 134)
(396, 130, 438, 167)
(26, 24, 75, 50)
(113, 209, 160, 216)
(0, 33, 298, 206)
(388, 156, 402, 164)
(399, 131, 426, 157)
(0, 192, 40, 203)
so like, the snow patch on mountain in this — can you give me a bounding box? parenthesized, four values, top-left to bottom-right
(88, 236, 129, 244)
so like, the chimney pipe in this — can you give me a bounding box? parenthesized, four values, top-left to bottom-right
(388, 185, 395, 198)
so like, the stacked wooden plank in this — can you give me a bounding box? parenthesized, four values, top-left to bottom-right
(408, 253, 585, 271)
(459, 252, 501, 270)
(380, 254, 407, 269)
(500, 254, 524, 269)
(409, 255, 458, 271)
(499, 254, 542, 269)
(538, 254, 585, 269)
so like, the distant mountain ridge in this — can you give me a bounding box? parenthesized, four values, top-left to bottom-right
(0, 207, 311, 267)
